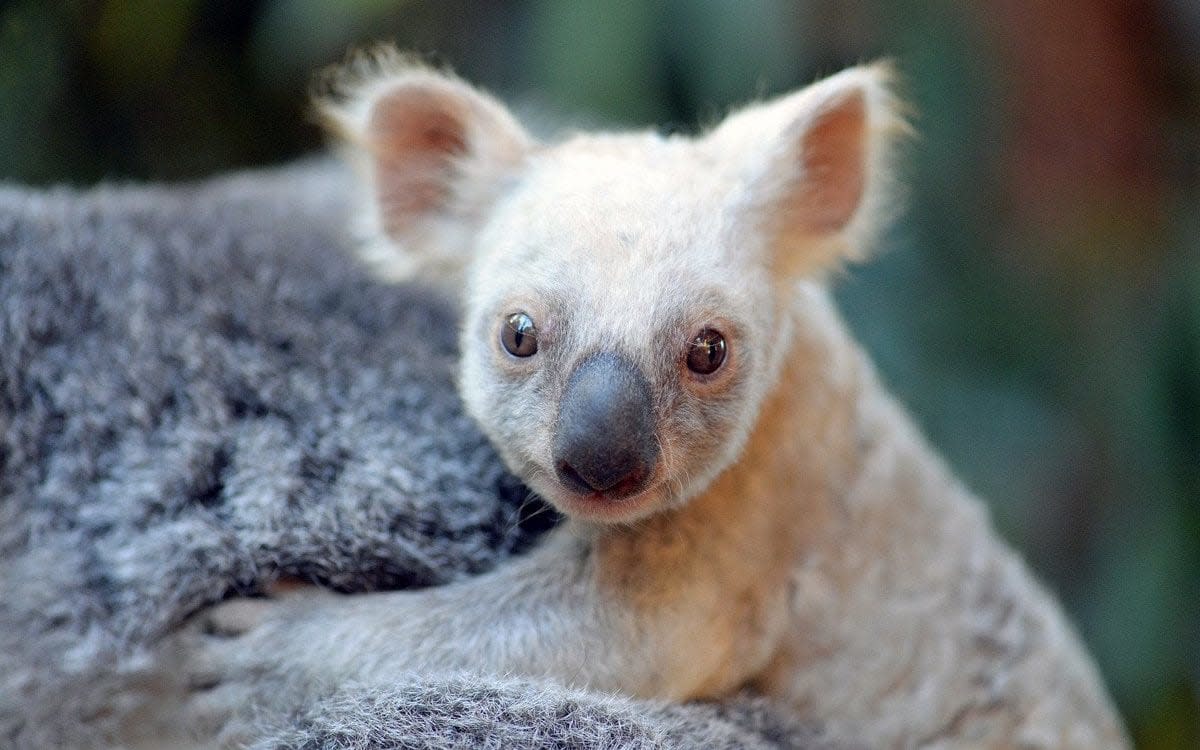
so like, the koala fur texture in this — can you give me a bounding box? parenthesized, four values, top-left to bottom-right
(135, 53, 1126, 747)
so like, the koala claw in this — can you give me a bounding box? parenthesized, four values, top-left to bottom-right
(148, 589, 336, 746)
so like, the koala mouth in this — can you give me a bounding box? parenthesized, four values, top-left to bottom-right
(551, 454, 662, 523)
(548, 474, 664, 523)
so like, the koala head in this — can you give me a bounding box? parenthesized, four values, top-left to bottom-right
(325, 52, 905, 523)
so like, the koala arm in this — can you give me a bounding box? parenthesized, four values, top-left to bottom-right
(176, 522, 787, 734)
(282, 530, 634, 690)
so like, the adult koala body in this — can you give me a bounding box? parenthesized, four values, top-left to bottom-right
(139, 53, 1129, 748)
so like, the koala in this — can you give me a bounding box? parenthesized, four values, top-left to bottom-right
(129, 52, 1129, 748)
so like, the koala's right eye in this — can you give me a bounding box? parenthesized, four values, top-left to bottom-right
(501, 313, 539, 357)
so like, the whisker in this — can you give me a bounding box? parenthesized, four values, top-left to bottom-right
(504, 466, 558, 538)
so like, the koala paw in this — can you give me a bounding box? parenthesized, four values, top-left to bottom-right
(165, 586, 340, 746)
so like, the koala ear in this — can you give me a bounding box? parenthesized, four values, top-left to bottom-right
(708, 63, 909, 279)
(320, 52, 532, 277)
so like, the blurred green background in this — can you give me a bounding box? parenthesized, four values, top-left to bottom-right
(2, 1, 1197, 746)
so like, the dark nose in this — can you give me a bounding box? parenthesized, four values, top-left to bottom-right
(553, 352, 658, 498)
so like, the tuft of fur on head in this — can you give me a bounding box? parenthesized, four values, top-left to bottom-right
(705, 61, 913, 282)
(324, 55, 911, 524)
(315, 46, 533, 283)
(313, 46, 434, 145)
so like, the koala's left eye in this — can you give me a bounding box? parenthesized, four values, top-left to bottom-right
(501, 312, 538, 357)
(687, 328, 727, 375)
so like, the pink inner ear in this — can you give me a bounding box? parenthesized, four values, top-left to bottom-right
(792, 90, 867, 234)
(368, 88, 470, 236)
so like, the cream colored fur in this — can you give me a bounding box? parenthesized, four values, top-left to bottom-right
(128, 52, 1129, 749)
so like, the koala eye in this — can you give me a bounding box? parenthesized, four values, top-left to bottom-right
(687, 328, 727, 375)
(501, 312, 538, 357)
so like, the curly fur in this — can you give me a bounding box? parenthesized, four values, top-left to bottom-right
(251, 677, 850, 750)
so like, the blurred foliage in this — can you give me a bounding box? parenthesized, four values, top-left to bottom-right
(1, 1, 1197, 746)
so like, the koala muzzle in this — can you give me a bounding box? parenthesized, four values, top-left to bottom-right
(553, 352, 658, 499)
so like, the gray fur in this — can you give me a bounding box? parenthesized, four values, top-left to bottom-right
(0, 164, 818, 748)
(253, 678, 848, 750)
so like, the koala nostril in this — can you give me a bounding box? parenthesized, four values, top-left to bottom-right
(607, 466, 649, 497)
(556, 460, 594, 495)
(556, 459, 649, 497)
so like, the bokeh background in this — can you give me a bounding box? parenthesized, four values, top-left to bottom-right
(2, 1, 1197, 746)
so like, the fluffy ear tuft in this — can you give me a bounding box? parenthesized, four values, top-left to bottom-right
(709, 62, 911, 279)
(317, 47, 532, 279)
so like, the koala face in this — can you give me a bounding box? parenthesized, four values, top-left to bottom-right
(325, 51, 900, 524)
(458, 137, 787, 522)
